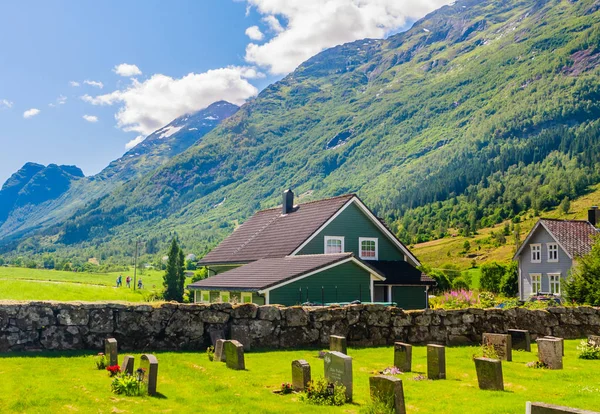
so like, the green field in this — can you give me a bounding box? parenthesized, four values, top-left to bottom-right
(0, 267, 179, 302)
(0, 340, 597, 413)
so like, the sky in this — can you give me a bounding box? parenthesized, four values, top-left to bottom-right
(0, 0, 450, 185)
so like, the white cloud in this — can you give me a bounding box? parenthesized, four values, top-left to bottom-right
(0, 99, 13, 109)
(23, 108, 40, 118)
(69, 81, 80, 87)
(244, 0, 451, 74)
(125, 135, 144, 150)
(245, 26, 264, 41)
(82, 114, 98, 123)
(114, 63, 142, 77)
(84, 80, 104, 88)
(81, 66, 258, 135)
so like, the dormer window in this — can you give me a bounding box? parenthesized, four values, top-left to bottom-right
(359, 237, 378, 260)
(324, 236, 344, 254)
(547, 243, 559, 262)
(530, 244, 541, 263)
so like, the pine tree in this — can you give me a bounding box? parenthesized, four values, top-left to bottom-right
(163, 238, 184, 302)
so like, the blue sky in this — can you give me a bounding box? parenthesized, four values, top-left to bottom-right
(0, 0, 448, 184)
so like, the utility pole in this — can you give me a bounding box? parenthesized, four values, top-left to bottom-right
(133, 239, 139, 291)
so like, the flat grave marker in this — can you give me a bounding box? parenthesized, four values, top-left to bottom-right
(324, 351, 353, 401)
(526, 401, 600, 413)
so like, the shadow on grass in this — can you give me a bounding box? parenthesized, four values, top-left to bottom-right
(151, 392, 168, 399)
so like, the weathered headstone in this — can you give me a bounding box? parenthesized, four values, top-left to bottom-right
(482, 333, 512, 361)
(369, 375, 406, 414)
(330, 335, 347, 355)
(393, 342, 412, 372)
(426, 344, 446, 380)
(324, 351, 353, 401)
(508, 329, 531, 352)
(214, 339, 226, 362)
(104, 338, 118, 366)
(526, 401, 600, 414)
(588, 335, 600, 347)
(545, 336, 564, 356)
(140, 354, 159, 395)
(474, 357, 504, 391)
(537, 337, 563, 370)
(224, 340, 245, 370)
(122, 355, 134, 375)
(291, 359, 311, 391)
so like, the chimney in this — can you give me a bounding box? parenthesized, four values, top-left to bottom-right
(282, 189, 294, 215)
(589, 206, 599, 227)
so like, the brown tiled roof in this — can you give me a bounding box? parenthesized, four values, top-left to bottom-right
(540, 219, 598, 258)
(199, 194, 354, 265)
(370, 260, 436, 286)
(189, 253, 355, 291)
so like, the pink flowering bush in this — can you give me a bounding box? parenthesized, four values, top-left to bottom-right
(431, 290, 479, 309)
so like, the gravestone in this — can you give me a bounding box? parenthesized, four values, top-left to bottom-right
(140, 354, 159, 395)
(330, 335, 347, 355)
(526, 401, 600, 413)
(224, 340, 245, 370)
(393, 342, 412, 372)
(537, 337, 563, 370)
(324, 351, 353, 401)
(214, 339, 226, 362)
(426, 344, 446, 380)
(369, 375, 406, 414)
(104, 338, 118, 366)
(482, 333, 512, 361)
(474, 357, 503, 391)
(588, 335, 600, 347)
(545, 336, 564, 356)
(122, 355, 134, 375)
(508, 329, 531, 352)
(291, 359, 311, 391)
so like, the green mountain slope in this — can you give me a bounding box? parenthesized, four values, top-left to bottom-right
(7, 0, 600, 261)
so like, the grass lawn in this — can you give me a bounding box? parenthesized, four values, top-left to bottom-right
(0, 340, 598, 413)
(0, 267, 186, 302)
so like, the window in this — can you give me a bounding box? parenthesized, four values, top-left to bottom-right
(549, 273, 561, 295)
(200, 291, 210, 303)
(241, 292, 253, 304)
(359, 237, 378, 260)
(547, 243, 559, 262)
(219, 291, 230, 303)
(530, 274, 542, 294)
(530, 244, 541, 263)
(324, 236, 344, 254)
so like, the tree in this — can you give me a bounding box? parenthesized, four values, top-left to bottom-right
(564, 238, 600, 305)
(499, 261, 519, 297)
(462, 240, 471, 253)
(480, 262, 506, 293)
(163, 238, 185, 302)
(559, 196, 571, 215)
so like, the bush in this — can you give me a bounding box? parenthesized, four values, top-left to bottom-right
(480, 262, 505, 293)
(577, 340, 600, 360)
(301, 377, 347, 406)
(206, 346, 215, 362)
(564, 239, 600, 305)
(500, 261, 519, 297)
(280, 383, 293, 394)
(478, 291, 496, 308)
(452, 277, 469, 291)
(111, 374, 146, 396)
(95, 353, 108, 370)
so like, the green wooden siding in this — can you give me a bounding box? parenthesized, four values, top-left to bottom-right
(391, 286, 426, 310)
(298, 202, 405, 261)
(268, 261, 372, 306)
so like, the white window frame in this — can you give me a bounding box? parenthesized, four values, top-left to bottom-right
(219, 291, 230, 303)
(547, 243, 559, 263)
(530, 244, 541, 263)
(200, 290, 210, 303)
(241, 292, 253, 304)
(359, 237, 378, 260)
(324, 236, 344, 254)
(549, 273, 561, 295)
(530, 273, 542, 295)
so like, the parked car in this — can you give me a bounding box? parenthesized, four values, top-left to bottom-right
(527, 294, 563, 306)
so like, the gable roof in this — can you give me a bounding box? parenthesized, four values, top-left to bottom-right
(199, 194, 354, 265)
(189, 253, 385, 291)
(199, 193, 420, 266)
(513, 218, 598, 260)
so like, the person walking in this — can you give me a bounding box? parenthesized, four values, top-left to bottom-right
(137, 278, 143, 290)
(116, 275, 122, 287)
(126, 276, 131, 288)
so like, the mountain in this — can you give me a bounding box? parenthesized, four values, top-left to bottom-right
(5, 0, 600, 262)
(0, 101, 239, 242)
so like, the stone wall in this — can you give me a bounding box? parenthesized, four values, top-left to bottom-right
(1, 301, 599, 352)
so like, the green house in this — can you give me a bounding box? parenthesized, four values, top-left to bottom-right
(188, 190, 435, 309)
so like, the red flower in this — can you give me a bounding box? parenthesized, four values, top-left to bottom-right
(106, 365, 121, 376)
